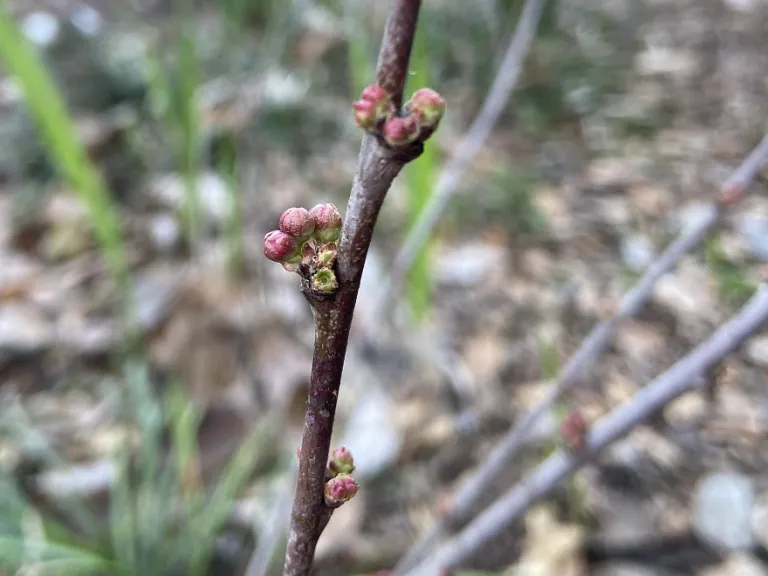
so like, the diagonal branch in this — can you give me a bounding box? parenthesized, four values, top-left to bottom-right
(407, 282, 768, 575)
(373, 0, 546, 321)
(395, 132, 768, 572)
(282, 2, 424, 575)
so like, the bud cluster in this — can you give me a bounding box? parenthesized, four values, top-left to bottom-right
(353, 85, 446, 149)
(263, 203, 343, 295)
(323, 446, 359, 508)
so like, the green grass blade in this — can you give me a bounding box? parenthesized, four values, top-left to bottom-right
(215, 133, 245, 278)
(0, 535, 119, 574)
(186, 420, 275, 576)
(175, 23, 203, 248)
(404, 24, 437, 321)
(107, 452, 137, 571)
(0, 2, 129, 290)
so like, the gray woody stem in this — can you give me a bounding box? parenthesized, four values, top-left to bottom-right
(408, 282, 768, 575)
(395, 133, 768, 573)
(283, 2, 423, 575)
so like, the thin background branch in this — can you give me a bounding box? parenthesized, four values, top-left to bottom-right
(407, 282, 768, 575)
(395, 132, 768, 572)
(392, 135, 768, 570)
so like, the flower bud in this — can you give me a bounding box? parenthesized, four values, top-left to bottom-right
(324, 473, 359, 508)
(560, 410, 588, 452)
(309, 203, 342, 243)
(312, 268, 338, 294)
(361, 84, 388, 105)
(382, 114, 420, 147)
(353, 85, 391, 131)
(279, 207, 315, 239)
(263, 230, 300, 263)
(329, 446, 355, 475)
(315, 242, 337, 268)
(353, 98, 378, 131)
(719, 182, 743, 206)
(408, 88, 445, 129)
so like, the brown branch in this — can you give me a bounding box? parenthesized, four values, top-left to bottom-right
(395, 132, 768, 572)
(376, 0, 422, 110)
(282, 2, 424, 574)
(407, 282, 768, 575)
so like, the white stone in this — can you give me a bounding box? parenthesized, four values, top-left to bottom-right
(620, 234, 655, 273)
(694, 472, 755, 551)
(746, 336, 768, 367)
(70, 4, 103, 36)
(0, 304, 53, 353)
(22, 11, 60, 47)
(149, 213, 181, 252)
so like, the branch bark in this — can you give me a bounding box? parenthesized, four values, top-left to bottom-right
(283, 2, 423, 574)
(395, 132, 768, 572)
(407, 282, 768, 575)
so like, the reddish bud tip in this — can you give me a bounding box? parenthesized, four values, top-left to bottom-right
(382, 114, 420, 147)
(560, 410, 589, 452)
(329, 446, 355, 475)
(296, 445, 302, 460)
(354, 85, 392, 131)
(361, 85, 388, 104)
(263, 230, 300, 264)
(312, 268, 338, 294)
(309, 203, 342, 243)
(408, 88, 445, 128)
(324, 473, 359, 507)
(719, 181, 743, 206)
(279, 207, 315, 239)
(354, 98, 378, 131)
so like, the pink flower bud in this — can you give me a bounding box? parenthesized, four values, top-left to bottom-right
(312, 268, 338, 294)
(408, 88, 445, 128)
(382, 114, 420, 147)
(560, 410, 588, 452)
(309, 203, 342, 243)
(719, 182, 743, 206)
(354, 98, 378, 131)
(361, 85, 388, 104)
(324, 473, 359, 507)
(329, 446, 355, 475)
(279, 207, 315, 239)
(263, 230, 300, 263)
(354, 85, 392, 132)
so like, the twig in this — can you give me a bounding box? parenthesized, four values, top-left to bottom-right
(406, 282, 768, 575)
(282, 2, 425, 574)
(373, 0, 546, 320)
(394, 132, 768, 572)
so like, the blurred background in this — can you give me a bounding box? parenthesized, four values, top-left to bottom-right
(0, 0, 767, 574)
